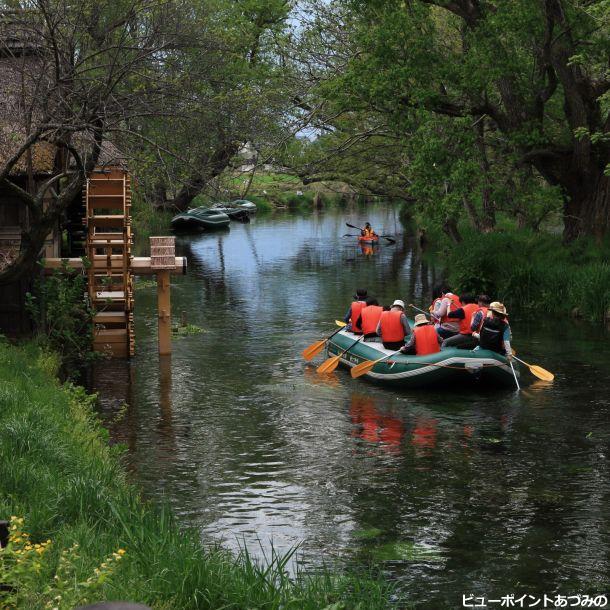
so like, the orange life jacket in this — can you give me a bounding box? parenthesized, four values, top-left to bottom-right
(440, 293, 461, 325)
(459, 303, 479, 335)
(350, 301, 367, 333)
(473, 306, 488, 332)
(363, 227, 374, 238)
(360, 305, 383, 335)
(379, 310, 406, 343)
(413, 324, 440, 356)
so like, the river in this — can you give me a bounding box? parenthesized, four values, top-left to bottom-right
(92, 204, 610, 608)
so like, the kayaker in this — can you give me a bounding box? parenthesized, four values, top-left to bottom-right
(357, 297, 383, 341)
(376, 299, 411, 350)
(474, 302, 512, 357)
(470, 294, 491, 334)
(433, 287, 461, 340)
(361, 222, 376, 239)
(440, 294, 479, 349)
(401, 314, 441, 355)
(344, 288, 368, 334)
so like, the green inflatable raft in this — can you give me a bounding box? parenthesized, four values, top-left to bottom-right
(327, 329, 517, 389)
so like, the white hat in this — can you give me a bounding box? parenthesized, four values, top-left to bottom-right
(392, 299, 405, 309)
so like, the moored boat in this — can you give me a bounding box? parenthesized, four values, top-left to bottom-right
(327, 329, 517, 389)
(171, 207, 230, 231)
(231, 199, 257, 212)
(210, 203, 251, 221)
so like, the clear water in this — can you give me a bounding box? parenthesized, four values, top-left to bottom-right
(93, 204, 610, 608)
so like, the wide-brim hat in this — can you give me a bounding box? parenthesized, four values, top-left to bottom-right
(414, 313, 429, 326)
(489, 301, 508, 316)
(392, 299, 405, 309)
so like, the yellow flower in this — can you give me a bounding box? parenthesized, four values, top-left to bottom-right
(117, 548, 126, 555)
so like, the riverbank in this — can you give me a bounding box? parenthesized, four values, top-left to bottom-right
(0, 339, 390, 609)
(432, 226, 610, 322)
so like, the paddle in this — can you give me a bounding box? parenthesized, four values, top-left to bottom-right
(408, 303, 440, 322)
(511, 355, 554, 381)
(345, 223, 396, 244)
(351, 349, 403, 379)
(509, 359, 520, 390)
(316, 335, 364, 374)
(302, 322, 346, 361)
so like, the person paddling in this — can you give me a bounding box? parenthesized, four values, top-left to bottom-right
(357, 297, 383, 341)
(344, 288, 368, 334)
(376, 299, 411, 350)
(401, 314, 442, 355)
(361, 222, 376, 239)
(474, 302, 512, 358)
(441, 294, 479, 349)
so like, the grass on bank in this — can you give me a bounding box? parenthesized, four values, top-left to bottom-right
(0, 339, 391, 609)
(441, 227, 610, 322)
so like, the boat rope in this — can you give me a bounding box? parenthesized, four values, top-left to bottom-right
(386, 360, 507, 370)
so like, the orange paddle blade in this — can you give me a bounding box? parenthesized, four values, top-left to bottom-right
(350, 358, 383, 379)
(302, 340, 326, 361)
(316, 355, 341, 374)
(528, 364, 554, 381)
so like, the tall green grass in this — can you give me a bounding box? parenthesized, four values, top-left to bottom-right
(0, 339, 391, 609)
(445, 229, 610, 322)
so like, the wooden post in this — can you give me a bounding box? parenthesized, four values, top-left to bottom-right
(150, 236, 176, 355)
(157, 269, 171, 355)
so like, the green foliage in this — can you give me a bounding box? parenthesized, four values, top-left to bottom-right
(445, 229, 610, 322)
(25, 261, 96, 379)
(0, 342, 393, 609)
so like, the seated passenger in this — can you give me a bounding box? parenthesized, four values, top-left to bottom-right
(357, 297, 383, 341)
(469, 294, 491, 336)
(344, 288, 368, 334)
(474, 302, 512, 357)
(441, 294, 479, 349)
(401, 314, 441, 356)
(434, 287, 461, 340)
(377, 299, 411, 350)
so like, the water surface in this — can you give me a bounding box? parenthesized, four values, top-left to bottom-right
(93, 205, 610, 608)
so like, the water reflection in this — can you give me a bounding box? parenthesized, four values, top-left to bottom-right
(91, 204, 610, 607)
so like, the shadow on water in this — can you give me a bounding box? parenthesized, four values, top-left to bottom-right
(91, 204, 610, 607)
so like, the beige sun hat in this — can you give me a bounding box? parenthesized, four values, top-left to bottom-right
(489, 301, 508, 316)
(414, 313, 429, 326)
(392, 299, 405, 309)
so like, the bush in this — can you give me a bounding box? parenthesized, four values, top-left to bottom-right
(25, 261, 97, 379)
(445, 229, 610, 321)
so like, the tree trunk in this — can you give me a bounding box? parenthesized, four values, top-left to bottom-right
(462, 196, 482, 230)
(562, 173, 610, 243)
(161, 142, 240, 212)
(442, 217, 462, 244)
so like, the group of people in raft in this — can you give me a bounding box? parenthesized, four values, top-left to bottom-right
(343, 286, 513, 359)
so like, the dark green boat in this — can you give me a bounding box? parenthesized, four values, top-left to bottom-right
(327, 329, 517, 389)
(171, 207, 230, 231)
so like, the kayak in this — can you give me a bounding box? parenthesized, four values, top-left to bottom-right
(326, 329, 517, 389)
(358, 235, 379, 245)
(171, 207, 230, 231)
